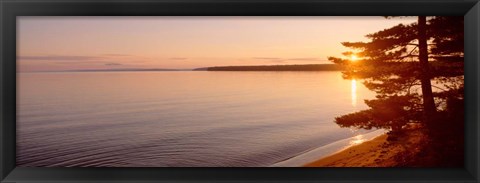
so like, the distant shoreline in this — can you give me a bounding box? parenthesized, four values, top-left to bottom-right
(21, 64, 344, 73)
(195, 64, 344, 71)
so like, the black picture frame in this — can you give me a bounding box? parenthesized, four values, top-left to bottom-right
(1, 0, 479, 182)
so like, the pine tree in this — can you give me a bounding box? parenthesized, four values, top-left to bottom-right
(329, 16, 464, 132)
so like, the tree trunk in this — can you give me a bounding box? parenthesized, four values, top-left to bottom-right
(418, 16, 436, 124)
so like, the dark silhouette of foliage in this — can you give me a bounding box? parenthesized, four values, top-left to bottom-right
(330, 16, 464, 167)
(335, 95, 422, 131)
(329, 16, 464, 132)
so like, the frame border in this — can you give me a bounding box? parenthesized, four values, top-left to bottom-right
(1, 0, 479, 182)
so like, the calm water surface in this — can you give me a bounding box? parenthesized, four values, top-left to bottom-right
(17, 71, 377, 167)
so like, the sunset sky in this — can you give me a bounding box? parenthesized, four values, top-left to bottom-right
(18, 16, 416, 72)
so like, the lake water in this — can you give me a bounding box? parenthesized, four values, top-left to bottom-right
(17, 71, 379, 167)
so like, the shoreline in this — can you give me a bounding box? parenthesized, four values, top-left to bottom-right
(303, 134, 392, 167)
(303, 124, 425, 167)
(271, 130, 386, 167)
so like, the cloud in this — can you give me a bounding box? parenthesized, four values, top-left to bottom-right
(253, 57, 329, 62)
(269, 60, 286, 63)
(252, 57, 286, 63)
(105, 63, 123, 66)
(286, 57, 322, 61)
(19, 54, 137, 62)
(103, 54, 131, 57)
(252, 57, 282, 60)
(19, 55, 102, 61)
(252, 57, 328, 63)
(19, 55, 142, 66)
(170, 57, 188, 60)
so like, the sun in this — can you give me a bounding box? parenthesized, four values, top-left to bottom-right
(350, 55, 359, 62)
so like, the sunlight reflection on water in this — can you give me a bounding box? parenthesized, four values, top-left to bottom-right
(17, 71, 377, 167)
(351, 79, 357, 107)
(349, 134, 366, 145)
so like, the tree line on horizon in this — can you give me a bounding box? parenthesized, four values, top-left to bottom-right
(197, 64, 344, 71)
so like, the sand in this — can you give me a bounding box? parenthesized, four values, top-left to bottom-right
(304, 124, 425, 167)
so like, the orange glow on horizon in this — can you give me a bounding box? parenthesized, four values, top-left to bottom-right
(17, 17, 417, 72)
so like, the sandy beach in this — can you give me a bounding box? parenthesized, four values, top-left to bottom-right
(304, 124, 425, 167)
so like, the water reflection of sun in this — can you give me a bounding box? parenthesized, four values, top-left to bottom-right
(351, 79, 357, 107)
(350, 134, 365, 145)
